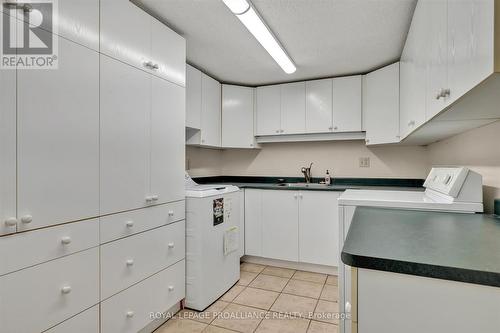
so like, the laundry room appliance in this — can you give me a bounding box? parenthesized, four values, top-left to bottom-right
(338, 167, 483, 333)
(185, 174, 241, 311)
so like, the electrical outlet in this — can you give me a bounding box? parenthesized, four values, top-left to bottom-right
(359, 157, 370, 168)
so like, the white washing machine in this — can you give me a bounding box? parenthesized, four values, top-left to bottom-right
(338, 167, 483, 333)
(185, 175, 241, 311)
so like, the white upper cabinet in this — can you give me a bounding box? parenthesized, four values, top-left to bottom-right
(100, 0, 185, 86)
(222, 85, 257, 148)
(426, 0, 449, 120)
(100, 55, 150, 215)
(150, 18, 186, 86)
(447, 0, 494, 105)
(364, 63, 400, 145)
(280, 82, 306, 134)
(261, 190, 299, 262)
(150, 77, 185, 205)
(298, 191, 340, 266)
(17, 37, 99, 232)
(256, 85, 281, 136)
(306, 79, 333, 133)
(186, 64, 202, 129)
(333, 75, 362, 132)
(0, 41, 16, 236)
(200, 73, 222, 147)
(400, 0, 428, 139)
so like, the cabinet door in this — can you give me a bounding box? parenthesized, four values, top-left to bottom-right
(262, 190, 299, 262)
(244, 189, 263, 257)
(400, 0, 428, 139)
(150, 18, 186, 86)
(448, 0, 494, 105)
(100, 55, 151, 214)
(256, 85, 281, 135)
(0, 37, 16, 236)
(299, 191, 340, 266)
(186, 64, 202, 129)
(364, 63, 400, 145)
(306, 79, 333, 133)
(333, 76, 362, 132)
(100, 0, 151, 71)
(17, 37, 99, 232)
(426, 0, 448, 120)
(222, 85, 255, 148)
(281, 82, 306, 134)
(200, 73, 221, 147)
(150, 76, 185, 204)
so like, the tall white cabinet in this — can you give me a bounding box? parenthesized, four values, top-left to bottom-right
(0, 1, 186, 332)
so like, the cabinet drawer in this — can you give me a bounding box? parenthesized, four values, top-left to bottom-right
(0, 248, 99, 333)
(100, 221, 185, 300)
(0, 219, 99, 276)
(101, 260, 185, 333)
(100, 201, 185, 244)
(45, 305, 99, 333)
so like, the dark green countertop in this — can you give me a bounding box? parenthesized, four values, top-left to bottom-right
(341, 207, 500, 287)
(193, 176, 424, 192)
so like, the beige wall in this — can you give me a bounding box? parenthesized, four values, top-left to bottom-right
(428, 121, 500, 213)
(187, 141, 429, 179)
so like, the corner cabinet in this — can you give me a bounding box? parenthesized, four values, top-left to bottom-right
(222, 85, 258, 149)
(364, 62, 400, 145)
(244, 189, 340, 267)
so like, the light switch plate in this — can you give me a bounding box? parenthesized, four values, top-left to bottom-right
(359, 157, 370, 168)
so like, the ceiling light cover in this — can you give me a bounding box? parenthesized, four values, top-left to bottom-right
(222, 0, 250, 15)
(222, 0, 296, 74)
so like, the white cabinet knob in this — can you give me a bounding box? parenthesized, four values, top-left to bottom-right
(126, 311, 135, 318)
(280, 129, 284, 133)
(334, 126, 338, 130)
(408, 120, 415, 127)
(126, 220, 134, 228)
(275, 130, 280, 133)
(168, 210, 174, 217)
(145, 196, 153, 202)
(152, 63, 159, 70)
(299, 193, 303, 198)
(345, 302, 351, 313)
(61, 286, 72, 294)
(20, 215, 32, 224)
(294, 194, 298, 199)
(4, 217, 17, 227)
(168, 286, 174, 292)
(126, 259, 134, 266)
(328, 126, 333, 130)
(168, 242, 175, 249)
(151, 195, 159, 201)
(61, 236, 72, 245)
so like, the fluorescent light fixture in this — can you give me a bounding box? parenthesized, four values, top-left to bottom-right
(222, 0, 296, 74)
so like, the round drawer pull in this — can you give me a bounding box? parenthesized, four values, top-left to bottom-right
(168, 242, 175, 249)
(168, 286, 174, 292)
(168, 211, 174, 217)
(61, 236, 72, 245)
(126, 311, 135, 318)
(126, 259, 134, 266)
(4, 217, 17, 227)
(61, 286, 72, 294)
(125, 220, 134, 228)
(20, 215, 32, 224)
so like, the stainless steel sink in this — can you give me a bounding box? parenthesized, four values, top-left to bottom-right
(275, 182, 331, 188)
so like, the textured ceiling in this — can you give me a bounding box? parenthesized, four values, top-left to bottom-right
(136, 0, 416, 86)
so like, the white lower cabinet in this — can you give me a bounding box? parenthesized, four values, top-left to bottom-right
(245, 189, 340, 266)
(100, 201, 185, 244)
(101, 259, 185, 333)
(45, 305, 99, 333)
(262, 190, 299, 262)
(0, 248, 99, 333)
(100, 220, 185, 300)
(299, 191, 340, 266)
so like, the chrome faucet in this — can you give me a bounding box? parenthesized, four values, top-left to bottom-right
(301, 163, 313, 183)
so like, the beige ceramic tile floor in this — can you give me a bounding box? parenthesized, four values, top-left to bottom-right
(155, 262, 339, 333)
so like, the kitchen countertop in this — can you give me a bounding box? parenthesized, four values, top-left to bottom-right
(193, 176, 425, 192)
(341, 207, 500, 287)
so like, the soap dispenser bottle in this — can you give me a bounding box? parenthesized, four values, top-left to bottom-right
(325, 170, 331, 185)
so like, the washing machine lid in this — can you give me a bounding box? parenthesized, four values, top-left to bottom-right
(185, 184, 240, 198)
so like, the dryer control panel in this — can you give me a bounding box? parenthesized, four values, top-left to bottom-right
(424, 167, 469, 198)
